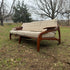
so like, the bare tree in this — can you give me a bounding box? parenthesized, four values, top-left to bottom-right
(64, 0, 70, 25)
(65, 10, 70, 25)
(60, 0, 70, 25)
(0, 0, 16, 26)
(28, 0, 63, 19)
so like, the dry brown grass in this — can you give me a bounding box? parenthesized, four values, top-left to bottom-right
(0, 23, 70, 70)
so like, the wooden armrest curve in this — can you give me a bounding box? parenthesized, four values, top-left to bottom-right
(38, 26, 59, 38)
(15, 27, 23, 30)
(44, 26, 56, 30)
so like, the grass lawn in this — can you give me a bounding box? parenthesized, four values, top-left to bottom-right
(0, 23, 70, 70)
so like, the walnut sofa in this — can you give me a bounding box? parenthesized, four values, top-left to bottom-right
(10, 19, 61, 52)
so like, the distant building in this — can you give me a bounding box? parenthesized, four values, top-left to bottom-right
(57, 20, 70, 26)
(4, 16, 14, 23)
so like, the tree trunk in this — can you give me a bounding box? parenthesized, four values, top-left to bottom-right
(51, 17, 55, 19)
(67, 14, 69, 26)
(51, 17, 54, 19)
(0, 18, 4, 26)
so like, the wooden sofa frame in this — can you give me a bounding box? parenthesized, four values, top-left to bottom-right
(10, 26, 61, 52)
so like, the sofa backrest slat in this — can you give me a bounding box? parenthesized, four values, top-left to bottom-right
(22, 19, 57, 32)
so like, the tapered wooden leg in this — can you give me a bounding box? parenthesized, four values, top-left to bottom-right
(58, 39, 61, 44)
(37, 38, 41, 52)
(19, 36, 22, 44)
(10, 33, 12, 40)
(58, 26, 61, 44)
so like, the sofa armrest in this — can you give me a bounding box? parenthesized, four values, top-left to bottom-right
(13, 27, 23, 30)
(39, 26, 59, 38)
(44, 26, 56, 30)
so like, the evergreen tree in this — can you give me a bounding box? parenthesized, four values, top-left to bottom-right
(12, 0, 32, 23)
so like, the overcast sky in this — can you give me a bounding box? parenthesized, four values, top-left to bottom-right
(5, 0, 32, 7)
(0, 0, 40, 20)
(5, 0, 41, 20)
(0, 0, 69, 20)
(0, 0, 52, 20)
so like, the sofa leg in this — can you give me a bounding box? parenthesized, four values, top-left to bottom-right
(37, 38, 41, 52)
(10, 33, 12, 40)
(19, 36, 21, 44)
(58, 39, 61, 44)
(58, 26, 61, 44)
